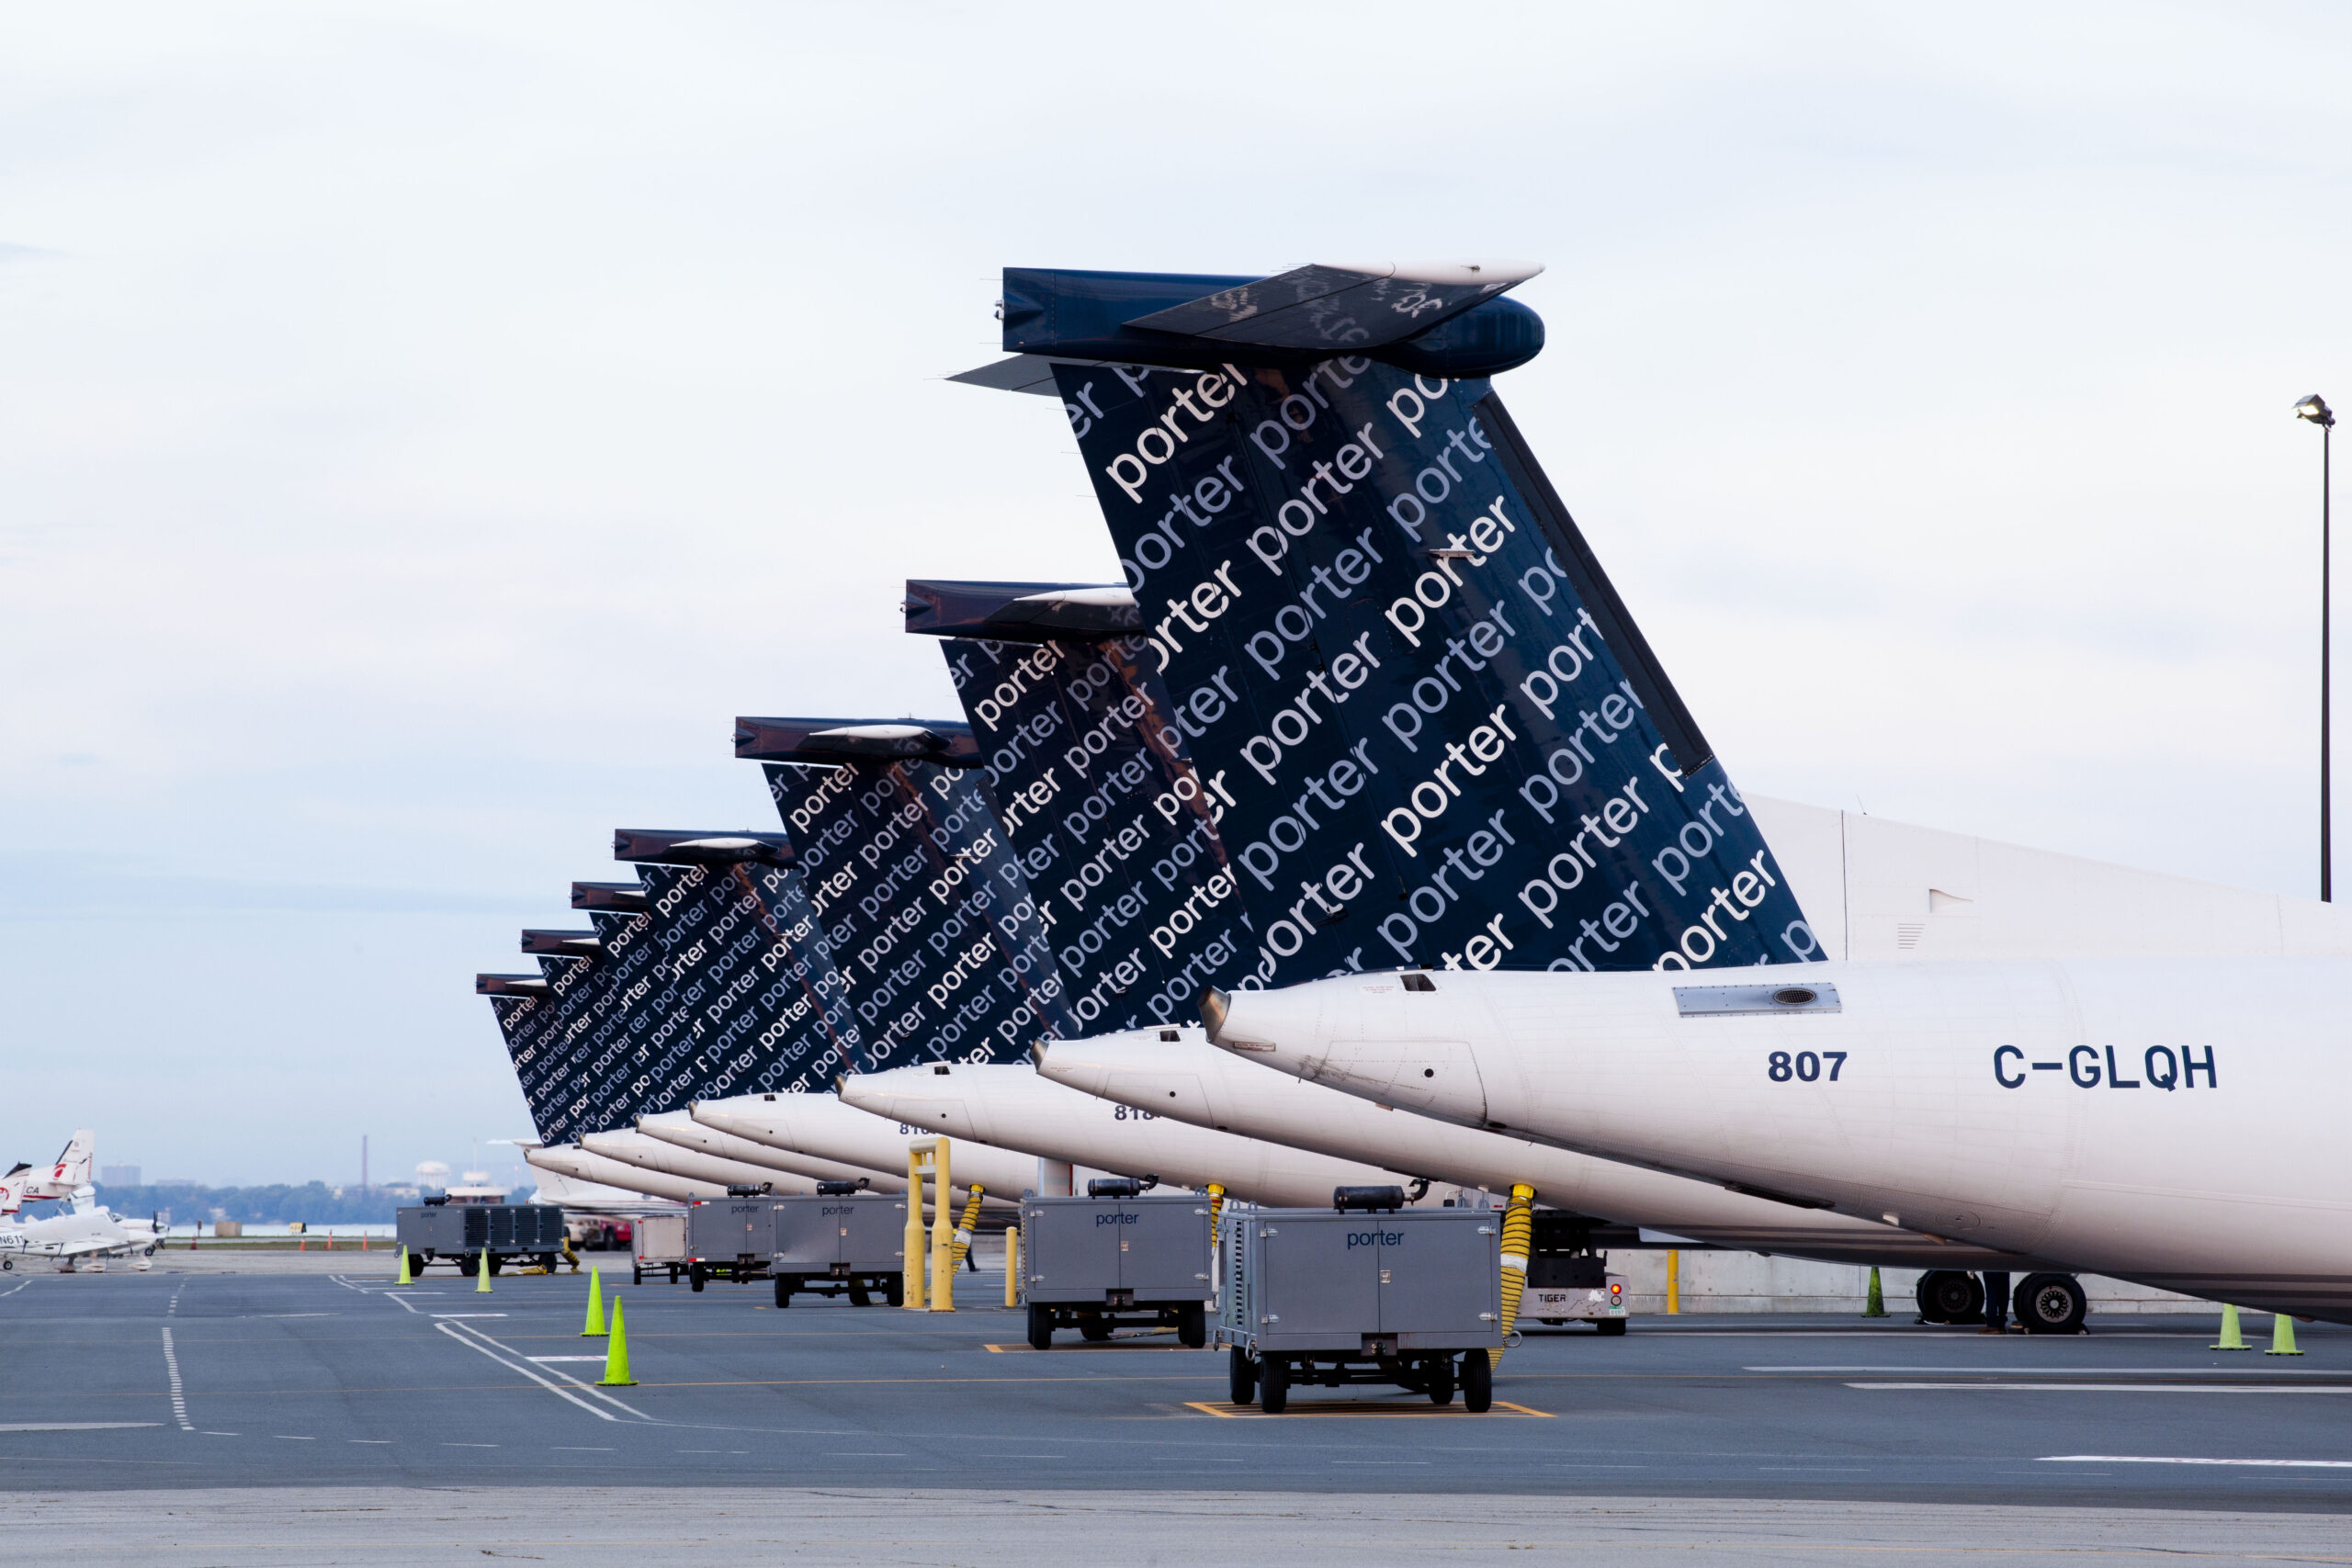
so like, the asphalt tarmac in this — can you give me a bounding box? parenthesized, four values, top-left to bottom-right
(4, 1258, 2347, 1519)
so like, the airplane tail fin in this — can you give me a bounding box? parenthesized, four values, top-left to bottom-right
(50, 1130, 94, 1191)
(0, 1163, 28, 1215)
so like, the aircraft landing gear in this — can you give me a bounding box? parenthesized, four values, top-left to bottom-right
(2012, 1272, 2088, 1334)
(1915, 1269, 1984, 1325)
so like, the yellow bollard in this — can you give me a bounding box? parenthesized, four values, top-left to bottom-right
(598, 1295, 636, 1386)
(395, 1246, 413, 1286)
(950, 1185, 984, 1271)
(902, 1142, 929, 1311)
(2267, 1311, 2305, 1357)
(1667, 1248, 1680, 1314)
(1004, 1224, 1020, 1309)
(581, 1269, 606, 1337)
(476, 1249, 492, 1294)
(1490, 1184, 1535, 1369)
(2212, 1303, 2249, 1350)
(930, 1138, 956, 1312)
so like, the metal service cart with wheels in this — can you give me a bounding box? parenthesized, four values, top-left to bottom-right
(771, 1183, 905, 1306)
(632, 1212, 688, 1284)
(1218, 1187, 1503, 1414)
(685, 1186, 778, 1291)
(396, 1201, 568, 1276)
(1019, 1178, 1214, 1349)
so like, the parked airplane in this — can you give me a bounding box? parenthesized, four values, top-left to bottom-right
(1200, 958, 2352, 1325)
(525, 1143, 727, 1203)
(0, 1190, 159, 1272)
(688, 1092, 1043, 1201)
(632, 1110, 919, 1194)
(4, 1131, 95, 1211)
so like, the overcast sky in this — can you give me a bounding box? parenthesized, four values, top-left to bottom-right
(5, 3, 2347, 1186)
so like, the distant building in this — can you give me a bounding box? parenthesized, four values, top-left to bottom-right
(98, 1164, 140, 1186)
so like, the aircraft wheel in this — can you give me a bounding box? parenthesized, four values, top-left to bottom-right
(1916, 1269, 1984, 1325)
(1595, 1318, 1628, 1337)
(1177, 1303, 1207, 1348)
(1461, 1351, 1494, 1414)
(1258, 1355, 1289, 1414)
(1026, 1303, 1054, 1351)
(3, 1258, 12, 1270)
(2014, 1273, 2088, 1334)
(1228, 1348, 1257, 1404)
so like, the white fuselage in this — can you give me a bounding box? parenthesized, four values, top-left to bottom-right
(526, 1145, 726, 1202)
(1206, 959, 2352, 1320)
(0, 1204, 152, 1267)
(836, 1062, 1429, 1208)
(633, 1111, 909, 1192)
(691, 1091, 1046, 1203)
(577, 1130, 823, 1195)
(1038, 1027, 2026, 1269)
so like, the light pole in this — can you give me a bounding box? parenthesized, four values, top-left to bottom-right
(2297, 393, 2335, 901)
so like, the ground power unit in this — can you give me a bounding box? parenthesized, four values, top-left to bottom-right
(770, 1190, 906, 1306)
(395, 1202, 567, 1275)
(685, 1190, 779, 1290)
(1019, 1181, 1214, 1348)
(1219, 1190, 1504, 1413)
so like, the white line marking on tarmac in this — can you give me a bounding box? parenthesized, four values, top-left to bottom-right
(431, 1321, 651, 1423)
(433, 1313, 507, 1318)
(443, 1442, 498, 1448)
(349, 1439, 392, 1444)
(0, 1423, 161, 1432)
(553, 1446, 614, 1450)
(273, 1435, 314, 1440)
(0, 1281, 27, 1299)
(528, 1356, 611, 1363)
(159, 1327, 192, 1431)
(1850, 1382, 2352, 1393)
(2044, 1455, 2352, 1468)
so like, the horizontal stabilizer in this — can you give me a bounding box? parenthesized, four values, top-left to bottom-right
(903, 579, 1138, 642)
(733, 716, 982, 768)
(571, 880, 649, 911)
(1123, 261, 1542, 353)
(945, 355, 1091, 397)
(520, 929, 602, 957)
(476, 973, 549, 996)
(995, 265, 1545, 378)
(611, 829, 793, 867)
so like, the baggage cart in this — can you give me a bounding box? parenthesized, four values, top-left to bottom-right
(1019, 1179, 1213, 1349)
(770, 1187, 905, 1306)
(1218, 1188, 1502, 1413)
(395, 1201, 567, 1276)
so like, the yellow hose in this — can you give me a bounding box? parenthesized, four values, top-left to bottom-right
(949, 1185, 985, 1269)
(1491, 1183, 1534, 1369)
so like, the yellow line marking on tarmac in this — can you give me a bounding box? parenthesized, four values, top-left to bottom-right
(1186, 1400, 1554, 1418)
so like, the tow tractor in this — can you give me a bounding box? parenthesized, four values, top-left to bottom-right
(1521, 1212, 1630, 1333)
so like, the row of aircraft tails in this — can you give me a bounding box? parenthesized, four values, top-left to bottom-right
(484, 261, 2351, 1329)
(0, 1131, 164, 1271)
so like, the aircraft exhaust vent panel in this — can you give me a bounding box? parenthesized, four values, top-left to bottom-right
(1673, 983, 1843, 1018)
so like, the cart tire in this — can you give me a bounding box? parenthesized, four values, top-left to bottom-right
(1228, 1348, 1256, 1404)
(774, 1276, 791, 1308)
(1079, 1318, 1113, 1342)
(1259, 1355, 1289, 1414)
(632, 1266, 642, 1286)
(848, 1283, 871, 1308)
(884, 1273, 904, 1307)
(1177, 1303, 1207, 1348)
(1026, 1303, 1054, 1351)
(1461, 1351, 1493, 1413)
(1426, 1357, 1455, 1405)
(488, 1255, 503, 1277)
(1595, 1318, 1628, 1337)
(690, 1265, 707, 1292)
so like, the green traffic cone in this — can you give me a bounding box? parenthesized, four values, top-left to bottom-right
(1862, 1267, 1886, 1318)
(582, 1269, 607, 1337)
(2266, 1311, 2305, 1357)
(395, 1246, 413, 1286)
(2211, 1303, 2248, 1350)
(476, 1250, 492, 1294)
(599, 1295, 637, 1386)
